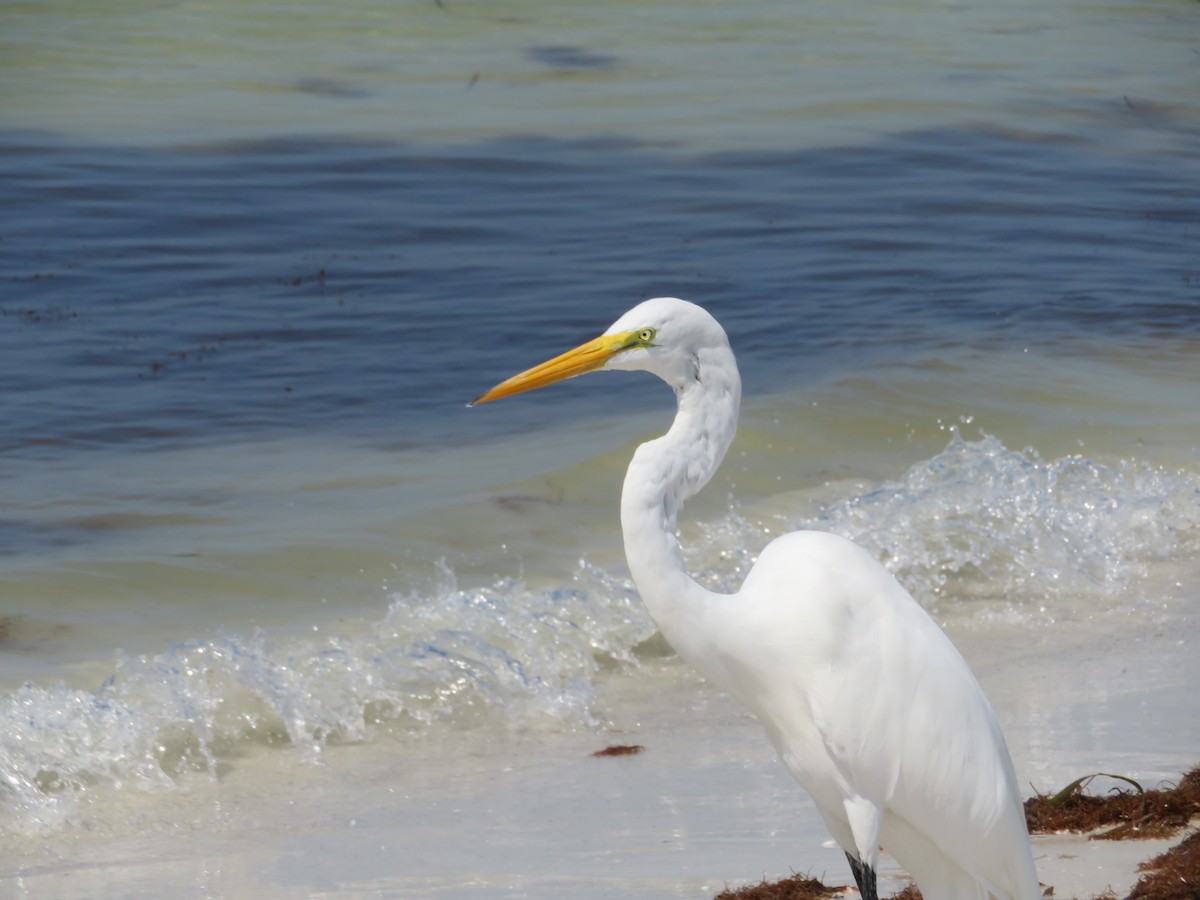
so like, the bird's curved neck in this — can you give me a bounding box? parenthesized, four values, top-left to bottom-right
(619, 359, 740, 646)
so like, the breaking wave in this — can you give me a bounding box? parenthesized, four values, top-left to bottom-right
(2, 433, 1195, 834)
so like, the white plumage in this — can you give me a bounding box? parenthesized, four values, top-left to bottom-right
(474, 297, 1041, 900)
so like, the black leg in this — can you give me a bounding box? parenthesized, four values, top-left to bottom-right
(845, 851, 878, 900)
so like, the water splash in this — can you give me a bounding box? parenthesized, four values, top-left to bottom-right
(0, 561, 657, 835)
(370, 561, 655, 730)
(803, 431, 1197, 619)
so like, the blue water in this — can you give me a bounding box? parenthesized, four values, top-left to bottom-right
(1, 0, 1199, 846)
(3, 130, 1197, 460)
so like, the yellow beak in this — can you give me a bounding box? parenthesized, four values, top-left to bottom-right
(472, 330, 638, 405)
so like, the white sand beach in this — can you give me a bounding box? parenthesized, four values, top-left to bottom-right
(5, 608, 1195, 900)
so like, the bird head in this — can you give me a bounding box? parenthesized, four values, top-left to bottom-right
(471, 297, 729, 405)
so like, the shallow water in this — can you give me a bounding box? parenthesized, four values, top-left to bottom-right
(1, 0, 1198, 849)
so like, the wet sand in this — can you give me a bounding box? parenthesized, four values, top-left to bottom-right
(2, 613, 1196, 899)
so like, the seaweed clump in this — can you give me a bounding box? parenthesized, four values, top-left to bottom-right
(1128, 830, 1200, 900)
(713, 873, 840, 899)
(590, 744, 645, 757)
(714, 875, 924, 899)
(1127, 830, 1200, 899)
(1025, 768, 1200, 841)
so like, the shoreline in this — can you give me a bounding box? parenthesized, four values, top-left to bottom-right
(3, 617, 1196, 900)
(3, 722, 1192, 900)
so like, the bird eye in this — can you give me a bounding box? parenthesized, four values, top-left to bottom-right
(637, 328, 656, 344)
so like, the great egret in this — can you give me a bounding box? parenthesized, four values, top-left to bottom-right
(473, 297, 1041, 900)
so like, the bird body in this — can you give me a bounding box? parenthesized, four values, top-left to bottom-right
(474, 297, 1041, 900)
(713, 531, 1037, 900)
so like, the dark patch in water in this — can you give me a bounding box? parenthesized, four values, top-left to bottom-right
(490, 489, 564, 514)
(289, 78, 370, 100)
(526, 45, 618, 70)
(0, 615, 70, 654)
(0, 304, 79, 323)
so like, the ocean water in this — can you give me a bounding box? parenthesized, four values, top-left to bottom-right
(2, 0, 1199, 848)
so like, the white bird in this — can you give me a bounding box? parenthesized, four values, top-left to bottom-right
(472, 297, 1041, 900)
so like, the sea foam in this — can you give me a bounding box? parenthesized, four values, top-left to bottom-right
(809, 431, 1197, 620)
(0, 562, 656, 834)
